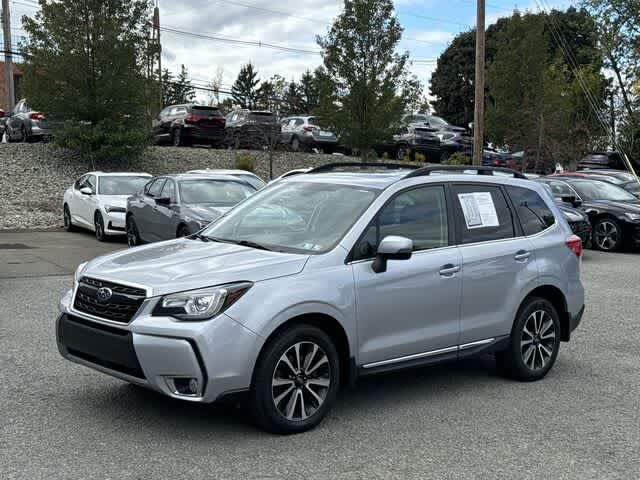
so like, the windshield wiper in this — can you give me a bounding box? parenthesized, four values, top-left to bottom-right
(236, 240, 273, 251)
(190, 233, 211, 242)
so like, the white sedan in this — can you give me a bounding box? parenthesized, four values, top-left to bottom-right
(63, 172, 151, 241)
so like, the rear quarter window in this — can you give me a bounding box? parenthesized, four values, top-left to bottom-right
(506, 186, 556, 236)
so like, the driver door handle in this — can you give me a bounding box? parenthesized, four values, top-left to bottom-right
(514, 250, 531, 262)
(439, 264, 460, 277)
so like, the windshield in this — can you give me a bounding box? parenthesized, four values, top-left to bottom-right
(179, 179, 254, 205)
(234, 174, 266, 190)
(98, 176, 149, 195)
(429, 116, 449, 128)
(202, 181, 378, 253)
(569, 180, 637, 201)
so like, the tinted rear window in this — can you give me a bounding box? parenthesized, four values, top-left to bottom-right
(506, 186, 555, 236)
(249, 112, 276, 122)
(192, 106, 222, 115)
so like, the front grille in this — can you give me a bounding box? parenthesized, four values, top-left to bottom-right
(73, 277, 146, 323)
(58, 314, 145, 378)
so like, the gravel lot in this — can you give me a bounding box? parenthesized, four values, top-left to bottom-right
(1, 232, 639, 479)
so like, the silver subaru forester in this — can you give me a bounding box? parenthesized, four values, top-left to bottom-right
(56, 164, 585, 434)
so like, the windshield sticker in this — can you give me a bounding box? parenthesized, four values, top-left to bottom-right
(458, 192, 500, 229)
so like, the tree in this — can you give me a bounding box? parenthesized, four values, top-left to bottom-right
(161, 65, 195, 106)
(256, 74, 286, 114)
(231, 63, 260, 109)
(208, 66, 224, 106)
(20, 0, 154, 165)
(317, 0, 411, 160)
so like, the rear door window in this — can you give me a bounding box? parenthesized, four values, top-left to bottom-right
(451, 184, 515, 244)
(160, 179, 176, 203)
(506, 186, 555, 236)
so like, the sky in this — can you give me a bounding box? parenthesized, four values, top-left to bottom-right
(6, 0, 573, 104)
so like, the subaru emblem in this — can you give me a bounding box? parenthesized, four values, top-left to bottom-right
(96, 287, 113, 302)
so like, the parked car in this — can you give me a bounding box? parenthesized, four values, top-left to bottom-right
(57, 163, 584, 434)
(5, 99, 50, 142)
(125, 174, 256, 246)
(577, 169, 637, 183)
(549, 171, 629, 185)
(186, 169, 266, 190)
(63, 172, 152, 241)
(280, 116, 338, 153)
(225, 109, 280, 149)
(401, 113, 473, 159)
(483, 148, 525, 169)
(577, 152, 639, 172)
(393, 124, 441, 161)
(537, 177, 640, 251)
(153, 104, 225, 147)
(538, 183, 592, 245)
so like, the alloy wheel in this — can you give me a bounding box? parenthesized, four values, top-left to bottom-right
(63, 207, 71, 230)
(271, 341, 331, 422)
(595, 220, 619, 251)
(20, 126, 27, 142)
(95, 215, 104, 241)
(126, 219, 138, 247)
(172, 129, 181, 146)
(520, 310, 556, 371)
(291, 137, 300, 152)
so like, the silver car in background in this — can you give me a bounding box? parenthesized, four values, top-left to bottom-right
(186, 169, 266, 190)
(57, 164, 585, 434)
(125, 173, 256, 246)
(280, 116, 338, 153)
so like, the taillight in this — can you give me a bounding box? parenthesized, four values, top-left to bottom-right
(29, 112, 44, 120)
(184, 114, 203, 124)
(566, 235, 582, 257)
(303, 125, 314, 132)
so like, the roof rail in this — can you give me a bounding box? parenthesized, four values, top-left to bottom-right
(308, 162, 418, 174)
(403, 164, 527, 179)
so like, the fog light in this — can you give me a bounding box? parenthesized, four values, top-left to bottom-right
(173, 377, 199, 395)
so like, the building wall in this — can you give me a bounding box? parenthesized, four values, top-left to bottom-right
(0, 62, 23, 112)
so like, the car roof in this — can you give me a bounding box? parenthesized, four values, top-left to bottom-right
(187, 169, 260, 177)
(284, 170, 539, 191)
(161, 173, 254, 184)
(87, 172, 151, 177)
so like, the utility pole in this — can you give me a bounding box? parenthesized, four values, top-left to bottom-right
(472, 0, 485, 166)
(152, 1, 162, 111)
(2, 0, 15, 113)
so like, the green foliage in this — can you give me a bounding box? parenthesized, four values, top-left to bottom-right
(444, 152, 471, 165)
(234, 152, 255, 172)
(232, 63, 260, 109)
(55, 118, 151, 167)
(316, 0, 415, 160)
(162, 65, 196, 107)
(20, 0, 154, 164)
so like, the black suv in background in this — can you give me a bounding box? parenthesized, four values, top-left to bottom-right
(225, 109, 280, 149)
(153, 104, 226, 147)
(577, 152, 639, 172)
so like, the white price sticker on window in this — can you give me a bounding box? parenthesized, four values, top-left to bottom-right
(458, 192, 500, 229)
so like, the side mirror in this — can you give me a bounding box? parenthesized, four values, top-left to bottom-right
(561, 195, 581, 208)
(372, 235, 413, 273)
(80, 187, 93, 195)
(155, 196, 171, 206)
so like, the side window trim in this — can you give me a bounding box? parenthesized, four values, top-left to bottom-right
(346, 182, 452, 263)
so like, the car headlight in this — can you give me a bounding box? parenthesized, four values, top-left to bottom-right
(625, 212, 640, 221)
(74, 261, 88, 283)
(104, 205, 126, 213)
(152, 282, 253, 321)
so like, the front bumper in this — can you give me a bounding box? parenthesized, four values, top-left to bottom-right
(104, 211, 126, 234)
(57, 288, 262, 403)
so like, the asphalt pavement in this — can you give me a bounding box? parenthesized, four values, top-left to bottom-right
(1, 231, 639, 479)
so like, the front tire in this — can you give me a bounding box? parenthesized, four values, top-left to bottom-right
(496, 297, 561, 381)
(126, 216, 141, 247)
(172, 128, 183, 147)
(20, 126, 28, 143)
(94, 212, 106, 242)
(593, 217, 623, 252)
(251, 324, 340, 434)
(63, 205, 76, 232)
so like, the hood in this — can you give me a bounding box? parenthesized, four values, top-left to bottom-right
(442, 124, 467, 134)
(97, 194, 131, 208)
(83, 238, 309, 297)
(183, 204, 232, 221)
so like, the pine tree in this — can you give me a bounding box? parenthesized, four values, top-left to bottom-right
(231, 63, 260, 109)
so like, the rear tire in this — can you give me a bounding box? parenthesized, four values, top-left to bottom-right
(172, 128, 183, 147)
(251, 324, 340, 434)
(126, 216, 141, 247)
(496, 297, 561, 382)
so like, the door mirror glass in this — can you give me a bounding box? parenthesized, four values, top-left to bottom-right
(372, 235, 413, 273)
(155, 196, 171, 205)
(80, 187, 93, 195)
